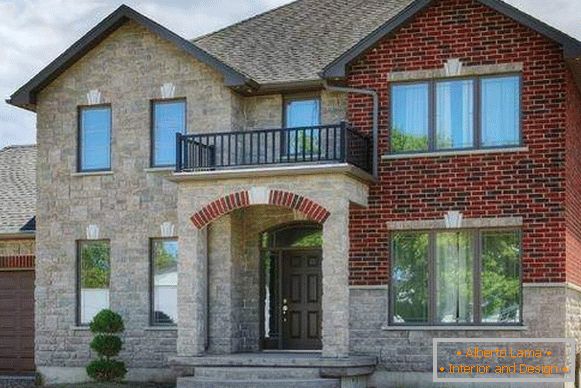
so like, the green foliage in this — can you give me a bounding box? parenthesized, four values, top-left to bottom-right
(87, 309, 126, 383)
(86, 359, 127, 382)
(391, 127, 428, 153)
(90, 310, 124, 334)
(81, 241, 110, 288)
(153, 240, 177, 273)
(90, 335, 122, 357)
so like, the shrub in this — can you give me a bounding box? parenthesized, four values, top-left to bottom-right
(86, 309, 127, 382)
(86, 359, 127, 382)
(90, 335, 122, 357)
(89, 309, 124, 334)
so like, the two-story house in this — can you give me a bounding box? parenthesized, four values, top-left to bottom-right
(7, 0, 581, 386)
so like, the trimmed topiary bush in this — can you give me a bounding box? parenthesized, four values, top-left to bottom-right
(87, 309, 127, 382)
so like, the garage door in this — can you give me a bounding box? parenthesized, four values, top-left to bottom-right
(0, 271, 35, 374)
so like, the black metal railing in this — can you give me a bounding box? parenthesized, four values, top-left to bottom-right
(175, 122, 371, 173)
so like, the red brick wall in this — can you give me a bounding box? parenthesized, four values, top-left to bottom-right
(346, 0, 569, 285)
(566, 70, 581, 286)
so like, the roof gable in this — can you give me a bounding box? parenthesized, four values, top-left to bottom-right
(322, 0, 581, 79)
(8, 5, 255, 111)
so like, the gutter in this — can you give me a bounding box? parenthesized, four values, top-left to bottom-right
(323, 81, 379, 179)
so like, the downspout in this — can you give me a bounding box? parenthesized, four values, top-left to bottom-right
(323, 80, 379, 179)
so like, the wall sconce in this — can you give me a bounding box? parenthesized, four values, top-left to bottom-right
(86, 89, 102, 105)
(444, 211, 463, 229)
(160, 83, 176, 99)
(444, 58, 463, 77)
(160, 222, 175, 238)
(86, 224, 100, 240)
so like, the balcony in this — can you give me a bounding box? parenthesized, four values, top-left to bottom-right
(175, 122, 372, 175)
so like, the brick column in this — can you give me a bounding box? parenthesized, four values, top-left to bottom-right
(321, 199, 350, 357)
(177, 225, 208, 356)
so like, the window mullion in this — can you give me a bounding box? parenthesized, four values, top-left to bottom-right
(474, 78, 481, 149)
(428, 81, 436, 152)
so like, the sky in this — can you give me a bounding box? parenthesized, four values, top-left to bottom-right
(0, 0, 580, 149)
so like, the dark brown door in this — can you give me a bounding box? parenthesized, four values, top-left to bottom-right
(281, 250, 322, 350)
(0, 271, 35, 374)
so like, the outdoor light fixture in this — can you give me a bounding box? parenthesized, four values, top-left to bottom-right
(160, 221, 175, 238)
(86, 224, 100, 240)
(444, 211, 463, 229)
(160, 83, 176, 99)
(444, 58, 463, 77)
(86, 89, 102, 105)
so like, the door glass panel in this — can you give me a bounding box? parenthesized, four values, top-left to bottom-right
(263, 252, 279, 340)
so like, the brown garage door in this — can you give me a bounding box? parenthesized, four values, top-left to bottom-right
(0, 271, 35, 374)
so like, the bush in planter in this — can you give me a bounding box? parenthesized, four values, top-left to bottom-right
(87, 309, 127, 382)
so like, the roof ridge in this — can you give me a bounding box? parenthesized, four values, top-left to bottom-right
(192, 0, 302, 42)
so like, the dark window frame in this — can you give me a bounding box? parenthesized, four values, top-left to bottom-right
(77, 104, 113, 172)
(149, 237, 179, 327)
(76, 239, 111, 326)
(388, 228, 523, 327)
(150, 98, 187, 168)
(389, 73, 523, 154)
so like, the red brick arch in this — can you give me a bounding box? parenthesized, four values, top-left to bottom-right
(190, 189, 330, 229)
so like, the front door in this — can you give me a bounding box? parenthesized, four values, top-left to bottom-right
(281, 250, 322, 350)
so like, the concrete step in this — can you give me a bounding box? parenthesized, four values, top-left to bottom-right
(195, 366, 320, 379)
(177, 376, 341, 388)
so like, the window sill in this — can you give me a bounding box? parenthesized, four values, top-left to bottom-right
(382, 324, 528, 331)
(144, 167, 175, 173)
(71, 171, 114, 177)
(382, 147, 529, 160)
(70, 326, 91, 331)
(145, 326, 177, 331)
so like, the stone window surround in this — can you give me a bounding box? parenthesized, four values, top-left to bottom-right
(384, 62, 524, 160)
(384, 215, 523, 330)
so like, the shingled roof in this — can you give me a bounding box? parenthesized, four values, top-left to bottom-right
(194, 0, 414, 84)
(0, 145, 36, 235)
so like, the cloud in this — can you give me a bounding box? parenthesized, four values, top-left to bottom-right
(0, 0, 579, 148)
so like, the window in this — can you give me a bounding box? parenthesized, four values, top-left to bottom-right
(390, 229, 521, 326)
(150, 238, 178, 325)
(77, 240, 110, 325)
(390, 75, 521, 153)
(284, 97, 320, 155)
(152, 100, 186, 167)
(79, 106, 111, 171)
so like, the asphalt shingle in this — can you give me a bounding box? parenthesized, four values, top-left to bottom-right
(194, 0, 414, 84)
(0, 145, 36, 234)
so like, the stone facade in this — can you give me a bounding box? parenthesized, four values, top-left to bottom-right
(33, 18, 351, 382)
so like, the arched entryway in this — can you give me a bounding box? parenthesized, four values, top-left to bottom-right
(260, 223, 323, 351)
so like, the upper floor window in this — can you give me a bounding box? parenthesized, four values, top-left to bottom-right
(151, 99, 186, 167)
(150, 238, 178, 325)
(78, 106, 111, 171)
(391, 75, 521, 154)
(284, 97, 321, 156)
(390, 229, 521, 326)
(77, 240, 110, 325)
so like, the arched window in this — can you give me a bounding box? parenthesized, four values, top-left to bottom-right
(261, 223, 322, 250)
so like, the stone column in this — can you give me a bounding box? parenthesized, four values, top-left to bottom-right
(177, 224, 208, 356)
(321, 200, 350, 358)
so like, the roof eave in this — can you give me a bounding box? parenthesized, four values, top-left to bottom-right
(8, 4, 255, 112)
